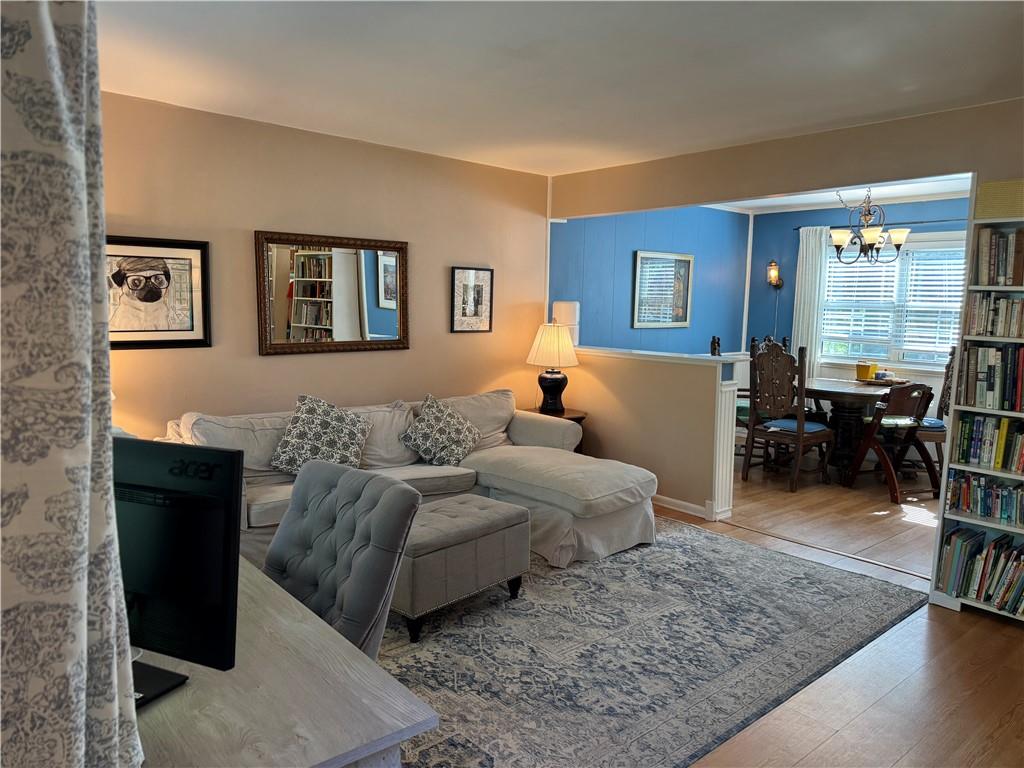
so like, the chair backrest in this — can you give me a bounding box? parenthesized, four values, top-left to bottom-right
(937, 345, 956, 419)
(263, 460, 421, 660)
(875, 382, 933, 421)
(749, 341, 808, 427)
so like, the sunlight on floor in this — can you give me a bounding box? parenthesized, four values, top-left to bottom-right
(899, 504, 939, 527)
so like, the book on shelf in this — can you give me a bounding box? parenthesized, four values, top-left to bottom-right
(963, 293, 1024, 336)
(945, 469, 1024, 527)
(959, 343, 1024, 411)
(954, 414, 1024, 472)
(975, 227, 1024, 287)
(294, 253, 333, 280)
(936, 528, 1024, 615)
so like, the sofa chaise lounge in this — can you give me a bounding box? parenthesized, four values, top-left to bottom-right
(162, 390, 657, 567)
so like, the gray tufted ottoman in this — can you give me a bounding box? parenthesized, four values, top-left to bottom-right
(391, 494, 530, 642)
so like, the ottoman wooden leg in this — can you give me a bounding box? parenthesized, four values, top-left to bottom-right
(507, 575, 522, 600)
(406, 616, 424, 643)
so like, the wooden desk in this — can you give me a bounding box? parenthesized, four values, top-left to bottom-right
(137, 559, 437, 767)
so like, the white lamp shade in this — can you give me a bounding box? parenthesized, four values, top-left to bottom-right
(526, 324, 579, 369)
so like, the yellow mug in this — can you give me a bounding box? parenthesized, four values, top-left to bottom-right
(855, 361, 878, 380)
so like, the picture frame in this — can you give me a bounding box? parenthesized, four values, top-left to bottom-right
(106, 235, 211, 349)
(632, 250, 693, 328)
(377, 251, 398, 309)
(450, 266, 494, 333)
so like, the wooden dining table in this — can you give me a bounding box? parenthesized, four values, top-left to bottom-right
(804, 377, 892, 468)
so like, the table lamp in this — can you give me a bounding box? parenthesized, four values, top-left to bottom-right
(526, 323, 579, 414)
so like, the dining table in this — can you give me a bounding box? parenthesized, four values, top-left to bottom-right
(804, 377, 892, 468)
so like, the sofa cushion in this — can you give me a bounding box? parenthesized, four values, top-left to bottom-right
(401, 395, 481, 466)
(247, 483, 294, 528)
(370, 464, 477, 496)
(441, 390, 516, 450)
(182, 411, 290, 470)
(354, 401, 419, 469)
(271, 395, 371, 473)
(461, 446, 658, 519)
(244, 468, 296, 487)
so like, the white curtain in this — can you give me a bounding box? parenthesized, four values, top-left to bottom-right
(2, 3, 144, 766)
(791, 226, 831, 377)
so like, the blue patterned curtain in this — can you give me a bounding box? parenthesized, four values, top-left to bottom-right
(1, 2, 144, 765)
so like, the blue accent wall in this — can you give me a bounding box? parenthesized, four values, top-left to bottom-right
(549, 206, 750, 353)
(361, 250, 398, 338)
(746, 198, 969, 342)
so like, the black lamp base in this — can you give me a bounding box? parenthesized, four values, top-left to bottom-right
(537, 369, 568, 414)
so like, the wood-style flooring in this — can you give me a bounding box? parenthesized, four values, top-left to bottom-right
(658, 474, 1023, 768)
(728, 458, 939, 577)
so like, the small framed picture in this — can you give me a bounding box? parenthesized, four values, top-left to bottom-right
(632, 250, 693, 328)
(377, 251, 398, 309)
(106, 236, 211, 349)
(450, 266, 493, 333)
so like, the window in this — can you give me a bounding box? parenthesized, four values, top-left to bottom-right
(820, 231, 966, 368)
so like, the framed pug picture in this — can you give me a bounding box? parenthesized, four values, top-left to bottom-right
(106, 236, 211, 349)
(450, 266, 493, 333)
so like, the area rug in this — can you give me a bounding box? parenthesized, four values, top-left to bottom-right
(376, 518, 926, 768)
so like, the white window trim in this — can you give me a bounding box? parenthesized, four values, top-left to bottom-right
(819, 229, 967, 372)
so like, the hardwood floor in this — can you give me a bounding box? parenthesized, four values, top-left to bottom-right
(657, 496, 1024, 768)
(728, 458, 939, 577)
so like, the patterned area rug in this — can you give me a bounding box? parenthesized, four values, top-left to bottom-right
(375, 518, 926, 768)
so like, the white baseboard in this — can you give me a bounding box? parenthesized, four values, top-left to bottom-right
(653, 494, 733, 522)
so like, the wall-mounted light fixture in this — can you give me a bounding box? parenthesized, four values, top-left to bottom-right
(766, 260, 784, 337)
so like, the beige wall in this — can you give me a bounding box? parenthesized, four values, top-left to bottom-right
(104, 94, 548, 438)
(567, 351, 720, 506)
(552, 99, 1024, 218)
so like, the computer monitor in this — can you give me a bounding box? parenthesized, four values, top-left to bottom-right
(112, 437, 243, 706)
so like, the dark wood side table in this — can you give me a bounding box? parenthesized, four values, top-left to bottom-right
(524, 408, 588, 452)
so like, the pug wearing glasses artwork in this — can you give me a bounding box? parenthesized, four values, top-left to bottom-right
(108, 256, 191, 331)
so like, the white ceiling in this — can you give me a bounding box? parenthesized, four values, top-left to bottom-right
(716, 174, 973, 214)
(96, 2, 1024, 176)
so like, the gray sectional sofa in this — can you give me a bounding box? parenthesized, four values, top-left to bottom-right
(162, 389, 657, 567)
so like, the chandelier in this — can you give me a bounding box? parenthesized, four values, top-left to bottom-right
(830, 189, 911, 265)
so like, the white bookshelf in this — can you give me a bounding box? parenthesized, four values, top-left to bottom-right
(929, 208, 1024, 622)
(290, 250, 335, 342)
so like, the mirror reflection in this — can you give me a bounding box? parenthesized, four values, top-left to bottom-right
(263, 242, 401, 343)
(255, 231, 408, 355)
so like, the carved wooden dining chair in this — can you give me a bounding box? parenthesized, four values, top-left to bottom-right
(912, 345, 955, 471)
(843, 382, 940, 503)
(742, 342, 834, 492)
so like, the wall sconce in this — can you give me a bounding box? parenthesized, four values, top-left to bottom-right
(767, 260, 783, 289)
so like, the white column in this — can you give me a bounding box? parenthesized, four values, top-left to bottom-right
(707, 377, 738, 521)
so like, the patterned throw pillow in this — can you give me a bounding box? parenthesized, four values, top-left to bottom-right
(401, 394, 481, 466)
(271, 394, 371, 474)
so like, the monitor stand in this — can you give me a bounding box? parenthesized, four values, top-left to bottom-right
(132, 660, 188, 708)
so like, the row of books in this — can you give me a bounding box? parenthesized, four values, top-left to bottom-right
(294, 282, 332, 299)
(952, 414, 1024, 472)
(291, 327, 332, 342)
(936, 529, 1024, 615)
(294, 254, 333, 279)
(958, 344, 1024, 411)
(974, 228, 1024, 286)
(962, 293, 1024, 337)
(292, 301, 333, 328)
(944, 470, 1024, 528)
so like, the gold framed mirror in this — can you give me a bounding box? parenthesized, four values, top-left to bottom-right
(254, 230, 408, 355)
